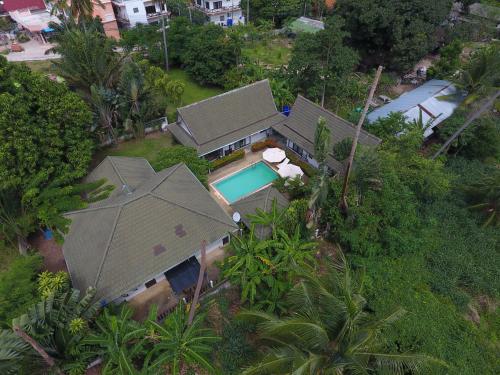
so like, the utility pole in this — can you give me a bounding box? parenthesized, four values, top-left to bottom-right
(161, 3, 169, 72)
(339, 66, 383, 214)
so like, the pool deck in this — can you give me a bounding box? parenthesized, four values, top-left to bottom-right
(208, 149, 279, 213)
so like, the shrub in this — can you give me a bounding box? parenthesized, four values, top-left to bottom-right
(0, 254, 42, 328)
(152, 146, 210, 187)
(250, 138, 278, 152)
(209, 149, 245, 170)
(16, 32, 30, 43)
(285, 150, 318, 177)
(217, 320, 256, 374)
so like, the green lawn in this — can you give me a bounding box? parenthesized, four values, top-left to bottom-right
(14, 60, 57, 74)
(94, 132, 175, 166)
(242, 38, 292, 66)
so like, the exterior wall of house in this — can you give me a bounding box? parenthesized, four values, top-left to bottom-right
(117, 234, 230, 303)
(201, 128, 270, 158)
(285, 139, 319, 168)
(193, 0, 244, 26)
(93, 0, 120, 39)
(114, 0, 148, 26)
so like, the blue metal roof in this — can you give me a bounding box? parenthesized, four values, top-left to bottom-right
(367, 80, 458, 123)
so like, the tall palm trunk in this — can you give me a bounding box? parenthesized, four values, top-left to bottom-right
(188, 240, 207, 326)
(339, 66, 383, 214)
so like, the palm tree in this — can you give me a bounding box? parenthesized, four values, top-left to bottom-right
(51, 28, 124, 96)
(463, 169, 500, 228)
(239, 253, 442, 374)
(271, 228, 316, 278)
(0, 329, 38, 374)
(84, 305, 148, 374)
(90, 85, 119, 144)
(146, 302, 220, 374)
(307, 116, 331, 228)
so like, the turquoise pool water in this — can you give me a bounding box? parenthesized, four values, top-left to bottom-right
(214, 162, 278, 203)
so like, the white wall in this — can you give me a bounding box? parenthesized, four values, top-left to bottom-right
(123, 0, 148, 26)
(208, 9, 244, 26)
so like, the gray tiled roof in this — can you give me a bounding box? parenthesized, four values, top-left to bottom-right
(171, 80, 286, 155)
(85, 157, 156, 201)
(63, 161, 238, 303)
(231, 186, 289, 239)
(272, 96, 381, 173)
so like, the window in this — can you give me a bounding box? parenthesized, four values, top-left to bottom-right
(145, 5, 156, 14)
(205, 1, 210, 9)
(145, 279, 157, 288)
(222, 236, 229, 245)
(213, 1, 222, 9)
(133, 7, 139, 13)
(233, 138, 247, 150)
(197, 0, 201, 5)
(220, 15, 225, 21)
(291, 142, 304, 156)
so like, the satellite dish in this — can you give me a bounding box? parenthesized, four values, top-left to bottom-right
(232, 212, 241, 223)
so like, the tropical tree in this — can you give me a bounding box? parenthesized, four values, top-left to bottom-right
(247, 198, 286, 239)
(0, 329, 38, 374)
(11, 286, 100, 373)
(84, 305, 148, 374)
(90, 84, 120, 144)
(51, 27, 124, 96)
(239, 253, 441, 374)
(146, 302, 220, 374)
(48, 0, 104, 23)
(307, 116, 331, 228)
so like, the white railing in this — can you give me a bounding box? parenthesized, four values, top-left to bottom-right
(192, 4, 241, 15)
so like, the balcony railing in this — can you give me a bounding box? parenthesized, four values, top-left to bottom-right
(192, 4, 241, 15)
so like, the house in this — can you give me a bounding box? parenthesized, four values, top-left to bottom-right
(192, 0, 244, 26)
(62, 156, 238, 305)
(288, 16, 324, 34)
(367, 79, 463, 138)
(92, 0, 120, 39)
(2, 0, 59, 42)
(231, 186, 288, 239)
(168, 80, 286, 160)
(272, 96, 381, 173)
(112, 0, 168, 27)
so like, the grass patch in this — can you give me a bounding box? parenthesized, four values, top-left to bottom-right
(94, 132, 175, 166)
(166, 68, 223, 121)
(242, 38, 292, 66)
(14, 60, 57, 74)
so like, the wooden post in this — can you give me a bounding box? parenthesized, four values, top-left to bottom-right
(13, 326, 64, 375)
(188, 240, 207, 326)
(339, 66, 383, 213)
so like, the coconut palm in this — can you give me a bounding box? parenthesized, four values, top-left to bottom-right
(239, 253, 442, 374)
(0, 329, 39, 374)
(146, 302, 220, 374)
(271, 228, 316, 276)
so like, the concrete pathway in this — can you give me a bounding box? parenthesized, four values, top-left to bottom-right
(5, 40, 60, 61)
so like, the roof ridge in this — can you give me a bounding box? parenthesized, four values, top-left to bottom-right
(294, 96, 382, 143)
(198, 112, 285, 146)
(178, 79, 271, 112)
(149, 192, 237, 229)
(93, 206, 123, 290)
(107, 157, 127, 187)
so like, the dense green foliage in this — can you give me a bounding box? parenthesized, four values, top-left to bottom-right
(0, 255, 42, 328)
(288, 16, 359, 101)
(336, 0, 453, 70)
(0, 57, 93, 239)
(209, 149, 245, 170)
(152, 146, 210, 187)
(239, 255, 438, 374)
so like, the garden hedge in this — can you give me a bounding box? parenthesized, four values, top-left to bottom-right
(251, 139, 279, 152)
(285, 150, 317, 177)
(210, 149, 245, 170)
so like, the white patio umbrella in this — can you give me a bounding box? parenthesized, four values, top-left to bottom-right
(263, 148, 286, 163)
(278, 164, 304, 179)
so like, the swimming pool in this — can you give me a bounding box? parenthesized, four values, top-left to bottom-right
(213, 162, 278, 204)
